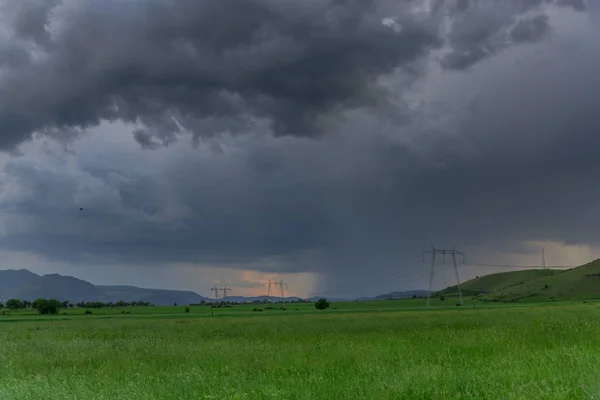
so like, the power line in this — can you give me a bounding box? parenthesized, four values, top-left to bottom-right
(463, 263, 572, 269)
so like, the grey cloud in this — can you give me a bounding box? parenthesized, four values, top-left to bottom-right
(0, 1, 599, 296)
(0, 0, 443, 150)
(440, 0, 585, 71)
(557, 0, 587, 12)
(0, 0, 583, 149)
(510, 14, 550, 43)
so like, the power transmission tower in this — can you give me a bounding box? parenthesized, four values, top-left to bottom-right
(210, 285, 219, 304)
(422, 246, 466, 307)
(542, 248, 546, 270)
(219, 284, 231, 303)
(277, 280, 287, 300)
(266, 280, 273, 302)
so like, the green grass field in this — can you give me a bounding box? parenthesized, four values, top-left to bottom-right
(1, 299, 600, 399)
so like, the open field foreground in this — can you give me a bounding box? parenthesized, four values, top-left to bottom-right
(2, 301, 600, 399)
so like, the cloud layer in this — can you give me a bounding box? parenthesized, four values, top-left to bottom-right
(0, 0, 599, 295)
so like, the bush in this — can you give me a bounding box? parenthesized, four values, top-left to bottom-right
(185, 306, 190, 313)
(32, 299, 61, 315)
(84, 310, 92, 315)
(6, 299, 24, 310)
(315, 298, 330, 310)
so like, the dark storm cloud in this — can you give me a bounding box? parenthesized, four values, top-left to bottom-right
(440, 0, 584, 70)
(510, 14, 550, 43)
(557, 0, 587, 12)
(1, 0, 584, 150)
(0, 1, 599, 296)
(0, 0, 445, 149)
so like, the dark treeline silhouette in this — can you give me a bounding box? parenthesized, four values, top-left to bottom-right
(1, 298, 155, 314)
(190, 299, 312, 306)
(75, 300, 154, 308)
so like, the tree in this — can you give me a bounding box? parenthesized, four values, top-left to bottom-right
(6, 299, 24, 310)
(32, 299, 61, 315)
(315, 298, 330, 310)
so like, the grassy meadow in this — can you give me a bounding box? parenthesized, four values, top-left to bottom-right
(1, 299, 600, 399)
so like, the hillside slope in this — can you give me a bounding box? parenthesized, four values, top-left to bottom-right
(482, 259, 600, 301)
(439, 269, 557, 296)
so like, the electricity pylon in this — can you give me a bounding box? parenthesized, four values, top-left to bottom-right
(422, 246, 466, 307)
(219, 284, 231, 303)
(210, 285, 219, 304)
(276, 280, 287, 300)
(542, 247, 546, 270)
(266, 280, 273, 302)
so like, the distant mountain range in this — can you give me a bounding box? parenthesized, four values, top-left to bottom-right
(0, 269, 429, 306)
(373, 290, 429, 300)
(0, 269, 210, 306)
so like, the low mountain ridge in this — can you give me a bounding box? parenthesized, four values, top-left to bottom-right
(374, 290, 429, 300)
(0, 269, 209, 305)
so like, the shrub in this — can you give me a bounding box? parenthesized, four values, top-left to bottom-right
(32, 299, 61, 315)
(6, 299, 24, 310)
(185, 307, 190, 313)
(544, 284, 549, 289)
(315, 298, 330, 310)
(84, 310, 92, 315)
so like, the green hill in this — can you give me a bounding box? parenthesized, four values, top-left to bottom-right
(440, 259, 600, 302)
(482, 259, 600, 301)
(439, 269, 557, 296)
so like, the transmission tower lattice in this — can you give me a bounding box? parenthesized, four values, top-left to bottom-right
(422, 247, 466, 307)
(219, 284, 231, 303)
(210, 285, 219, 303)
(276, 280, 287, 300)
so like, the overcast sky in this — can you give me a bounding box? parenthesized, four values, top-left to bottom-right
(0, 0, 599, 298)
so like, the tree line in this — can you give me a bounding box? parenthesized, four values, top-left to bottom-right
(0, 299, 155, 314)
